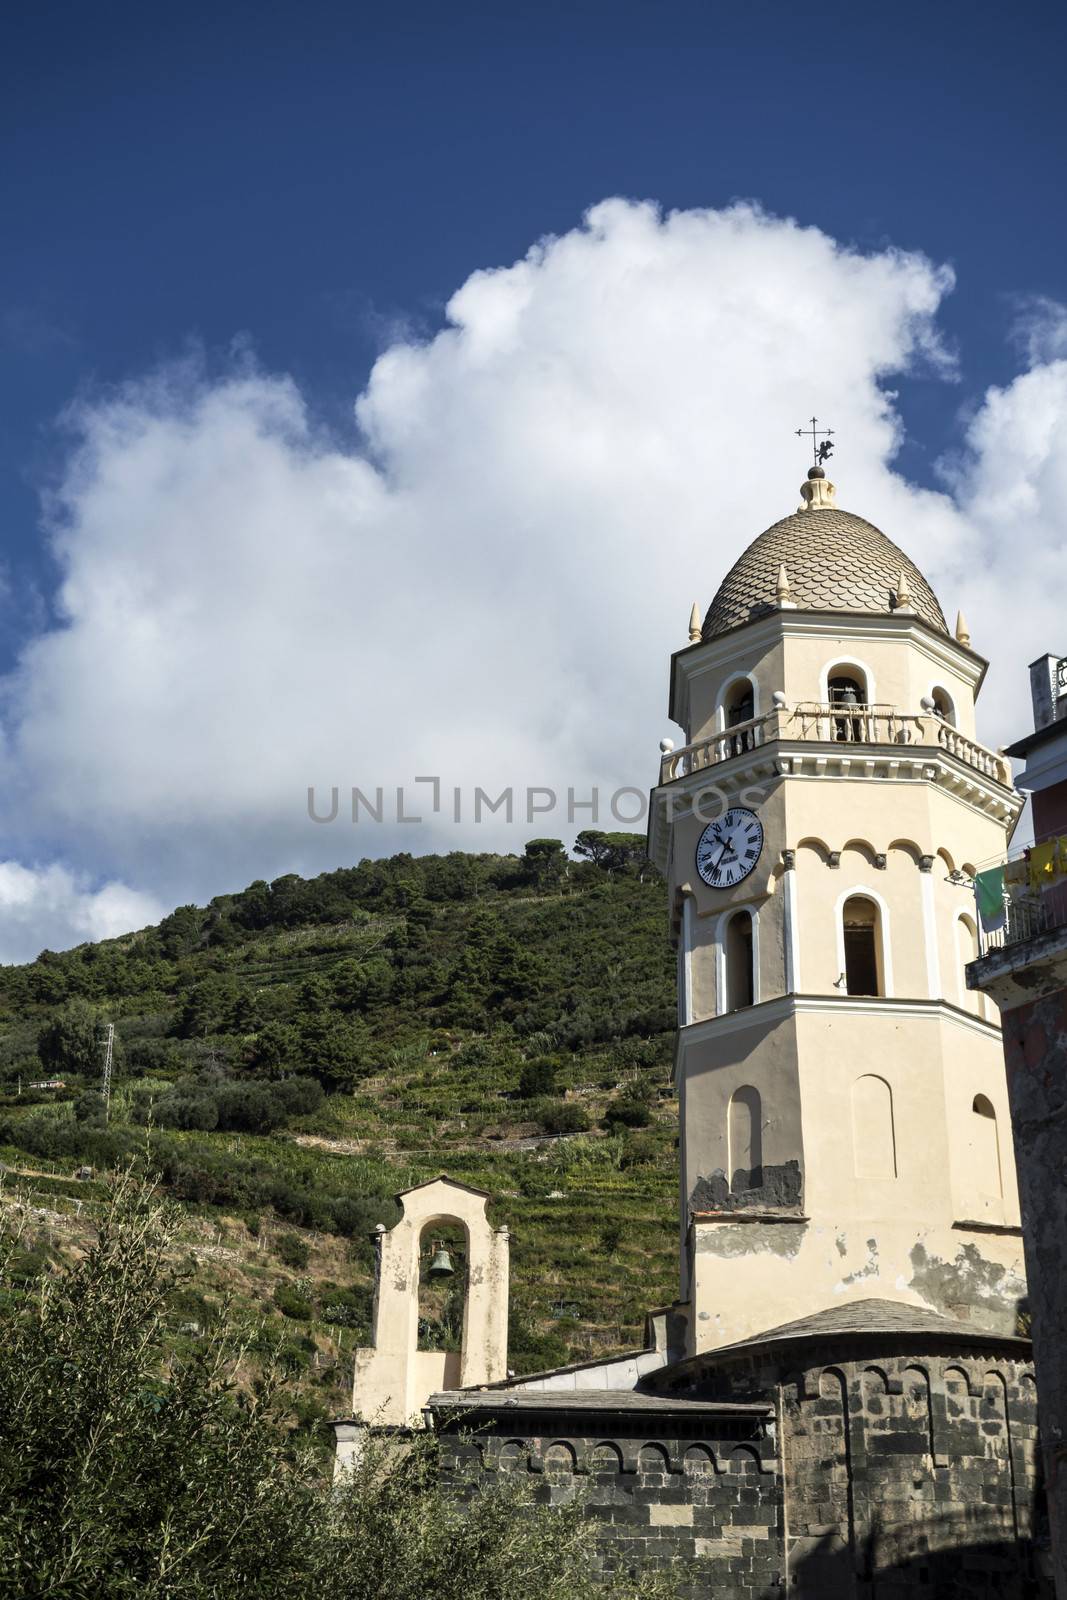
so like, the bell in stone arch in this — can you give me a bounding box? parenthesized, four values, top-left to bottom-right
(428, 1242, 455, 1279)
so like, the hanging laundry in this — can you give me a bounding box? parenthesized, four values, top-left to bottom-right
(1029, 841, 1058, 890)
(975, 865, 1006, 932)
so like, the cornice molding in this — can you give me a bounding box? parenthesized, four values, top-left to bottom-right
(674, 991, 1001, 1063)
(648, 742, 1020, 874)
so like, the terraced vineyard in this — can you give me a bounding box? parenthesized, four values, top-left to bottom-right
(0, 839, 681, 1433)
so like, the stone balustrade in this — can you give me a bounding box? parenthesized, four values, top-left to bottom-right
(659, 703, 1011, 786)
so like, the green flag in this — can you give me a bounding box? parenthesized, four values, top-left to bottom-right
(975, 866, 1006, 932)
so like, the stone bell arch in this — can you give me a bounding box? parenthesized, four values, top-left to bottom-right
(334, 1176, 509, 1469)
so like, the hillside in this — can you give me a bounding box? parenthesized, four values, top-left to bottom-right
(0, 835, 681, 1436)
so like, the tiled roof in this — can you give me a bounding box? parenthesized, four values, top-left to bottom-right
(703, 508, 948, 639)
(426, 1388, 771, 1415)
(707, 1298, 1027, 1354)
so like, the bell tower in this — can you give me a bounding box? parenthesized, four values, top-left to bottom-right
(649, 465, 1028, 1355)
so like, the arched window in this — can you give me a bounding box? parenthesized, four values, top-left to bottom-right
(724, 909, 754, 1010)
(728, 1084, 763, 1191)
(722, 678, 756, 755)
(842, 895, 884, 996)
(931, 687, 956, 726)
(851, 1074, 897, 1178)
(828, 669, 868, 743)
(969, 1094, 1002, 1199)
(417, 1222, 467, 1353)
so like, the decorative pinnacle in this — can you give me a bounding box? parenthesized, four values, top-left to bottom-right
(776, 564, 796, 609)
(955, 609, 971, 647)
(688, 602, 702, 644)
(795, 415, 835, 468)
(894, 570, 914, 613)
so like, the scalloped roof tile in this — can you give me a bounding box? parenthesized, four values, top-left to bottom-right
(703, 507, 948, 639)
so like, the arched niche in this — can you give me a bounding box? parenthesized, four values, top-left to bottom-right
(728, 1084, 764, 1192)
(851, 1075, 897, 1179)
(969, 1094, 1003, 1200)
(954, 912, 984, 1018)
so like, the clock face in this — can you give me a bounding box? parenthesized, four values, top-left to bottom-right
(695, 808, 764, 890)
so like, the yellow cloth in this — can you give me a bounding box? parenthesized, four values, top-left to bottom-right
(1030, 841, 1058, 889)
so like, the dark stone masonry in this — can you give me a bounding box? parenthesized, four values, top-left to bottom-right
(432, 1301, 1052, 1597)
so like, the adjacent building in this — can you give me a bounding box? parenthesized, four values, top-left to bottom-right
(968, 651, 1067, 1598)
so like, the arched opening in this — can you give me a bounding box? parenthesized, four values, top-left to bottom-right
(728, 1084, 763, 1191)
(417, 1221, 468, 1353)
(842, 895, 884, 996)
(970, 1094, 1002, 1199)
(724, 909, 755, 1011)
(828, 668, 868, 743)
(931, 686, 956, 726)
(851, 1074, 897, 1178)
(722, 677, 756, 755)
(955, 913, 983, 1016)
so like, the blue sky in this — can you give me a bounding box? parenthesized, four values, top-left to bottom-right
(1, 0, 1065, 955)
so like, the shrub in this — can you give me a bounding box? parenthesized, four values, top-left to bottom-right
(619, 1132, 659, 1169)
(540, 1101, 590, 1136)
(518, 1057, 557, 1099)
(73, 1091, 107, 1126)
(272, 1282, 313, 1321)
(272, 1077, 324, 1117)
(215, 1082, 286, 1134)
(602, 1084, 652, 1130)
(275, 1232, 310, 1269)
(154, 1091, 220, 1131)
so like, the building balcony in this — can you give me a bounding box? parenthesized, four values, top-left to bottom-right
(970, 844, 1067, 959)
(659, 702, 1012, 788)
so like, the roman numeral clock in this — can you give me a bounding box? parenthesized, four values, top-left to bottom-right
(694, 806, 764, 890)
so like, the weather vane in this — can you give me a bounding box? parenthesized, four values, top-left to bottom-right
(796, 416, 835, 467)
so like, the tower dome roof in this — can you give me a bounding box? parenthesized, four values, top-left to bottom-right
(702, 477, 948, 641)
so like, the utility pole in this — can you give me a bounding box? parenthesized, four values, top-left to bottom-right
(101, 1023, 115, 1120)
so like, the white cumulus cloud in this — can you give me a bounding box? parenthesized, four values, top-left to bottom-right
(0, 198, 1063, 959)
(0, 862, 163, 964)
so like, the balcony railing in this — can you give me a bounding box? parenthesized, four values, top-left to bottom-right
(659, 703, 1011, 786)
(975, 846, 1067, 955)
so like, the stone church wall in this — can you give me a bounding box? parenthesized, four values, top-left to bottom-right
(670, 1341, 1047, 1596)
(436, 1409, 782, 1596)
(435, 1342, 1050, 1597)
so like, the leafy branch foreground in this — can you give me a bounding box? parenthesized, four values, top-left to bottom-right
(0, 1171, 673, 1600)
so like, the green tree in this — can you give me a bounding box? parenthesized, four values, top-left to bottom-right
(523, 838, 568, 891)
(573, 830, 647, 875)
(36, 998, 102, 1078)
(0, 1171, 672, 1599)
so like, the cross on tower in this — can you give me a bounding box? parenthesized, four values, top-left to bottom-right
(796, 416, 835, 467)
